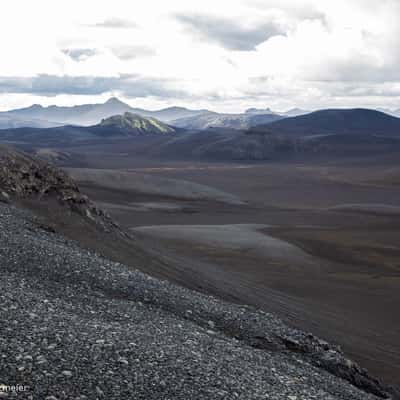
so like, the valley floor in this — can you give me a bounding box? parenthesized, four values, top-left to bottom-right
(0, 203, 384, 399)
(64, 154, 400, 387)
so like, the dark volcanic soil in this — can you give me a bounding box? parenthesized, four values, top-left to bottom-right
(61, 153, 400, 388)
(0, 203, 389, 399)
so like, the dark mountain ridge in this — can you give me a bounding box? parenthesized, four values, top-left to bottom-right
(154, 109, 400, 161)
(258, 108, 400, 136)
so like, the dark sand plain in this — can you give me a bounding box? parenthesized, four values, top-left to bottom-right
(52, 145, 400, 386)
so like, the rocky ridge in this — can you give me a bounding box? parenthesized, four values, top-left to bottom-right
(0, 145, 121, 234)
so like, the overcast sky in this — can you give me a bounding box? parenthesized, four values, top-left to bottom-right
(0, 0, 399, 112)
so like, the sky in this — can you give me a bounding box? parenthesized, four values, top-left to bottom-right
(0, 0, 399, 113)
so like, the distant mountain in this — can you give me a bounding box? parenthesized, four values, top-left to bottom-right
(0, 98, 210, 127)
(3, 105, 400, 161)
(245, 107, 274, 115)
(0, 114, 61, 129)
(375, 107, 400, 117)
(260, 108, 400, 136)
(280, 108, 310, 117)
(171, 111, 283, 130)
(244, 107, 310, 117)
(98, 112, 175, 135)
(155, 108, 400, 160)
(155, 126, 400, 161)
(2, 99, 399, 131)
(144, 106, 208, 122)
(156, 128, 266, 160)
(0, 112, 177, 146)
(0, 97, 133, 126)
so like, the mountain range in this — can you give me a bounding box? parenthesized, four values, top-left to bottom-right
(1, 97, 399, 131)
(0, 97, 285, 130)
(0, 97, 207, 127)
(0, 97, 286, 130)
(259, 108, 400, 136)
(0, 114, 61, 129)
(1, 101, 400, 161)
(171, 110, 283, 130)
(155, 109, 400, 160)
(0, 112, 177, 145)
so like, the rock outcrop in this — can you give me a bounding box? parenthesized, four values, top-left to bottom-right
(0, 145, 121, 234)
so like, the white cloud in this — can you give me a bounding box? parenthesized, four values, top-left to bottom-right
(91, 18, 137, 29)
(0, 0, 399, 112)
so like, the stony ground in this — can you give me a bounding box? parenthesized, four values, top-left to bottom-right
(0, 203, 391, 399)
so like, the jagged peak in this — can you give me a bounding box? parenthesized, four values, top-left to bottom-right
(245, 107, 273, 115)
(104, 97, 129, 106)
(29, 103, 44, 109)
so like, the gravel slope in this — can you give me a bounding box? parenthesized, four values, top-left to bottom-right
(0, 203, 390, 400)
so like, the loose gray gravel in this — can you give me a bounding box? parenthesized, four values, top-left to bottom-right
(0, 203, 389, 399)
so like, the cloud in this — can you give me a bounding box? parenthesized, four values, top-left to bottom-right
(0, 74, 186, 98)
(1, 0, 400, 111)
(110, 45, 155, 60)
(248, 0, 328, 24)
(313, 81, 400, 98)
(0, 75, 116, 96)
(61, 48, 98, 62)
(176, 14, 285, 51)
(92, 17, 137, 29)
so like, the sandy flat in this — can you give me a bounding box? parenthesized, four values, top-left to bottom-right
(67, 168, 244, 205)
(133, 224, 315, 266)
(97, 201, 185, 212)
(329, 203, 400, 216)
